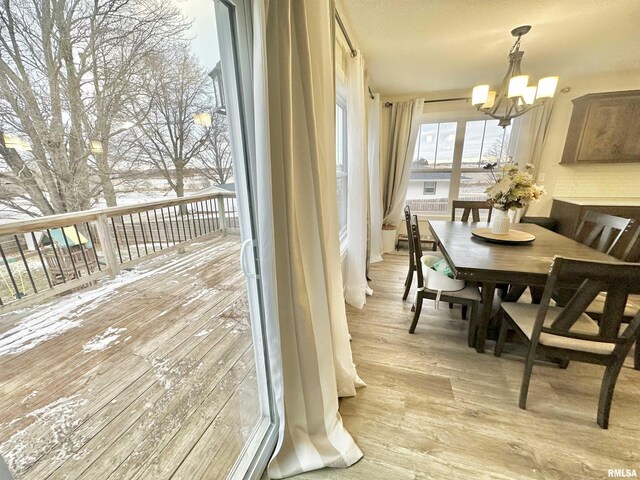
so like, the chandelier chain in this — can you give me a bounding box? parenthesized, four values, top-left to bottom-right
(508, 36, 522, 57)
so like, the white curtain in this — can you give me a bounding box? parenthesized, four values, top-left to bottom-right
(368, 93, 383, 263)
(513, 98, 556, 217)
(344, 51, 371, 308)
(382, 98, 424, 226)
(252, 0, 364, 477)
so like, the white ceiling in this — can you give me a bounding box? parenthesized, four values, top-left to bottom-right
(336, 0, 640, 95)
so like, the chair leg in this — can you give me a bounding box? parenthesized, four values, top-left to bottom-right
(409, 293, 424, 334)
(597, 359, 626, 429)
(519, 344, 537, 410)
(494, 313, 509, 357)
(634, 338, 639, 371)
(467, 301, 478, 348)
(402, 266, 414, 300)
(461, 305, 468, 320)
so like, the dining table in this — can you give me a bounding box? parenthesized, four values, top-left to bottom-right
(428, 220, 620, 353)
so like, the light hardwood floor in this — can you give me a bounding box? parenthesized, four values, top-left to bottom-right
(0, 235, 259, 480)
(297, 252, 640, 480)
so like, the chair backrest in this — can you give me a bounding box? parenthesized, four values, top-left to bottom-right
(534, 256, 640, 356)
(574, 210, 631, 255)
(404, 204, 415, 268)
(620, 223, 640, 262)
(410, 215, 425, 289)
(451, 200, 493, 223)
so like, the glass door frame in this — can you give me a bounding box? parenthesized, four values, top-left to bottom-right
(214, 0, 278, 478)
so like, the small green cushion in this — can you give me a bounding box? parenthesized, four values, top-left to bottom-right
(432, 259, 455, 279)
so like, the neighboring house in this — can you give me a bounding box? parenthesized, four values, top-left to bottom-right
(406, 171, 452, 201)
(406, 171, 485, 214)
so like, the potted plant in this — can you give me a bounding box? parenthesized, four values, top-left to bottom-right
(381, 223, 397, 253)
(484, 162, 545, 234)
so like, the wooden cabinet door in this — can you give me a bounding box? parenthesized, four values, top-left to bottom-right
(561, 90, 640, 164)
(577, 98, 636, 162)
(622, 102, 640, 158)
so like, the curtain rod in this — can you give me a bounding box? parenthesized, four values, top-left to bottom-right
(335, 12, 375, 100)
(335, 12, 357, 58)
(384, 97, 470, 108)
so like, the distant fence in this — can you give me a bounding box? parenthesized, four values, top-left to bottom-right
(406, 194, 487, 213)
(0, 192, 238, 311)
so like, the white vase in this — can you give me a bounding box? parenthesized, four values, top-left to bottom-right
(492, 209, 511, 234)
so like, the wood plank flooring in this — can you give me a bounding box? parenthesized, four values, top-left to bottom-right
(0, 235, 259, 480)
(297, 252, 640, 480)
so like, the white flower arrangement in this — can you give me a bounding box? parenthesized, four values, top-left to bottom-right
(483, 162, 545, 211)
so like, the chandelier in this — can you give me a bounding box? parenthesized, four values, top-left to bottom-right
(471, 25, 558, 128)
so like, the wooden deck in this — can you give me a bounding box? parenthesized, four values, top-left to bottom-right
(298, 252, 640, 480)
(0, 235, 259, 480)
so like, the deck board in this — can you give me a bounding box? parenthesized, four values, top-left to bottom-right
(0, 236, 259, 480)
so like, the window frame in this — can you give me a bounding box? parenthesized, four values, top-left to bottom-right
(335, 82, 349, 247)
(408, 116, 517, 218)
(423, 181, 437, 195)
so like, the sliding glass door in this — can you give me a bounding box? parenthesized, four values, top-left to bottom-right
(211, 1, 278, 478)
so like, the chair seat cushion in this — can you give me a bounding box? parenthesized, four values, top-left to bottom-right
(502, 303, 615, 355)
(586, 293, 640, 318)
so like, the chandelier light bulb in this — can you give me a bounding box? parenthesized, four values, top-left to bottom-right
(522, 86, 537, 105)
(472, 85, 489, 106)
(508, 75, 529, 98)
(536, 76, 559, 99)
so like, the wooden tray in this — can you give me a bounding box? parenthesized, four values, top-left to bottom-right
(471, 228, 536, 245)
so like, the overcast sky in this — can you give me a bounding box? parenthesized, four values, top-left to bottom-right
(174, 0, 221, 71)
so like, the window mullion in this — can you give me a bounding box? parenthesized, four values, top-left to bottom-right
(448, 121, 466, 212)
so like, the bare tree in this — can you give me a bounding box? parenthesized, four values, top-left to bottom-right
(0, 0, 187, 215)
(482, 131, 511, 166)
(193, 113, 233, 186)
(130, 46, 214, 197)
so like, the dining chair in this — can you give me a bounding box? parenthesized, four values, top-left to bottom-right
(573, 210, 631, 254)
(585, 224, 640, 370)
(494, 256, 640, 429)
(620, 223, 640, 263)
(402, 204, 416, 301)
(408, 215, 481, 344)
(451, 200, 493, 223)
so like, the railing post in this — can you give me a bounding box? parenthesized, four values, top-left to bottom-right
(96, 213, 120, 277)
(217, 196, 227, 236)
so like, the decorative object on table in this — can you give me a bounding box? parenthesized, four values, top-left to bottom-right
(381, 223, 397, 253)
(484, 162, 545, 234)
(471, 227, 536, 244)
(561, 90, 640, 164)
(471, 25, 559, 128)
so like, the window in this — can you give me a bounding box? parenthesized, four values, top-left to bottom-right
(336, 102, 348, 240)
(406, 119, 512, 216)
(423, 181, 436, 195)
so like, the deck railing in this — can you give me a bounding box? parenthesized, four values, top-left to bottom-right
(0, 192, 238, 312)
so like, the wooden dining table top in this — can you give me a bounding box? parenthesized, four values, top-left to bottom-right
(428, 221, 620, 287)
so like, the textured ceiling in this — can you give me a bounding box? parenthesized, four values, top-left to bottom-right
(336, 0, 640, 95)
